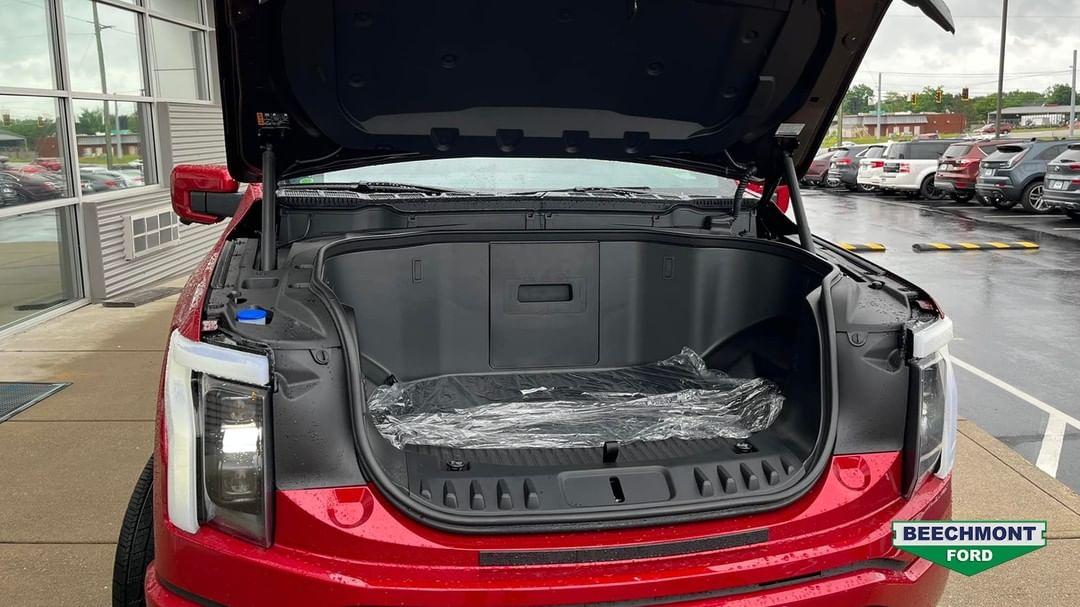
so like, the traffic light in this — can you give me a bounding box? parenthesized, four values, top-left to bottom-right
(935, 89, 943, 103)
(961, 87, 970, 100)
(910, 93, 919, 104)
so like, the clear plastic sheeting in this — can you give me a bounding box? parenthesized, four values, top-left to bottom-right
(368, 348, 784, 450)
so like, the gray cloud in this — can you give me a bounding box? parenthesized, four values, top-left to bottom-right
(855, 0, 1080, 96)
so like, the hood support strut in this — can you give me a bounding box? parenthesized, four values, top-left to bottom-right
(781, 152, 815, 254)
(261, 145, 278, 272)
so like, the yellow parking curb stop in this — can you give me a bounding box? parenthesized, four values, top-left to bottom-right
(912, 241, 1039, 252)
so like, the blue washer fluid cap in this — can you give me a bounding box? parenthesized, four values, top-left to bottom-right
(236, 307, 268, 325)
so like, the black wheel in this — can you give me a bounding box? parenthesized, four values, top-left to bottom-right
(975, 192, 991, 206)
(113, 457, 154, 607)
(1018, 181, 1051, 214)
(920, 176, 946, 200)
(950, 192, 975, 203)
(991, 197, 1018, 210)
(903, 191, 919, 200)
(1067, 210, 1080, 221)
(858, 183, 876, 193)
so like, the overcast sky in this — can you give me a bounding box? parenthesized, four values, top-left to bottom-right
(854, 0, 1080, 98)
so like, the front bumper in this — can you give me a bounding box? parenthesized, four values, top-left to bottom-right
(148, 453, 951, 607)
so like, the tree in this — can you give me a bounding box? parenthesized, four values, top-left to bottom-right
(76, 107, 105, 135)
(843, 84, 876, 114)
(1045, 83, 1074, 106)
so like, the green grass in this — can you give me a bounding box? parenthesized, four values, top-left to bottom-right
(80, 154, 142, 166)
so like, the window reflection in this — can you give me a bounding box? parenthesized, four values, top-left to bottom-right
(151, 18, 208, 100)
(152, 0, 203, 24)
(64, 0, 147, 96)
(72, 99, 152, 191)
(0, 0, 57, 90)
(0, 96, 71, 205)
(0, 208, 82, 329)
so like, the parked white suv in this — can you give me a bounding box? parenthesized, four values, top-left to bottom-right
(855, 143, 890, 190)
(879, 139, 964, 199)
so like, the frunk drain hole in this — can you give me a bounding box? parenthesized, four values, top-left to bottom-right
(609, 477, 625, 503)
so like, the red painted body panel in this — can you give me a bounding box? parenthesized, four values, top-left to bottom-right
(150, 178, 948, 606)
(149, 449, 951, 606)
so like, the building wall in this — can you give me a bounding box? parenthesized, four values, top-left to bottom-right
(83, 103, 226, 299)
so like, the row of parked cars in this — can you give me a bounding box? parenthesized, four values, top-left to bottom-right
(0, 156, 145, 207)
(805, 138, 1080, 219)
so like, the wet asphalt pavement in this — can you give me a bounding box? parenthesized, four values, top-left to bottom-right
(803, 189, 1080, 493)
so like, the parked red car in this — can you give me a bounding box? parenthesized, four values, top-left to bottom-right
(113, 2, 959, 606)
(935, 139, 1020, 203)
(979, 123, 1012, 135)
(803, 150, 836, 187)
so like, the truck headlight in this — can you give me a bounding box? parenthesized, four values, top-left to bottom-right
(198, 375, 272, 545)
(903, 319, 958, 497)
(164, 330, 272, 545)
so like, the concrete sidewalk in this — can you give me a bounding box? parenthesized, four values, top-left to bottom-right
(1, 292, 1078, 605)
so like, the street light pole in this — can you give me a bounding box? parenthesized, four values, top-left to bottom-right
(994, 0, 1008, 140)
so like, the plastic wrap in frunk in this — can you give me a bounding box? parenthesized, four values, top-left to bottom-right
(368, 347, 784, 450)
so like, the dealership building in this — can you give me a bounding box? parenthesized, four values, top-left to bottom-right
(0, 0, 227, 335)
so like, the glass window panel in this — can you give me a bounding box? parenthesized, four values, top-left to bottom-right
(150, 18, 208, 100)
(73, 99, 154, 188)
(64, 0, 147, 95)
(0, 0, 57, 89)
(0, 95, 71, 204)
(151, 0, 202, 23)
(0, 207, 82, 330)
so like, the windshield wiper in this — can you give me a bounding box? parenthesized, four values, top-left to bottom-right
(283, 181, 481, 196)
(509, 186, 655, 197)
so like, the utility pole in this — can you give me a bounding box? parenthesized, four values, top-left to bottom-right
(838, 90, 844, 146)
(1070, 49, 1077, 138)
(877, 72, 883, 139)
(91, 1, 115, 169)
(994, 0, 1008, 140)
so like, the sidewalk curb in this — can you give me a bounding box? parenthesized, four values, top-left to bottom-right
(958, 419, 1080, 536)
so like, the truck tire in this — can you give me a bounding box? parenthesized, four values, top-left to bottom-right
(1018, 180, 1051, 214)
(113, 457, 154, 607)
(950, 192, 975, 203)
(991, 197, 1017, 210)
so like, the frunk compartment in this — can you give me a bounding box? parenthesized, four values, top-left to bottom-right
(319, 234, 833, 521)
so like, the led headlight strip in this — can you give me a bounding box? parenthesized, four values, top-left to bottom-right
(164, 330, 269, 534)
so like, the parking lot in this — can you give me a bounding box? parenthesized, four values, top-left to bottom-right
(804, 187, 1080, 491)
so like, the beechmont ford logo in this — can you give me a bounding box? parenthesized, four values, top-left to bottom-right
(892, 521, 1047, 576)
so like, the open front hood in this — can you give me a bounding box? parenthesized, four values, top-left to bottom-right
(214, 0, 952, 183)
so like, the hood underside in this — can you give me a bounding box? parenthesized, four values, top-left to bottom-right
(214, 0, 952, 183)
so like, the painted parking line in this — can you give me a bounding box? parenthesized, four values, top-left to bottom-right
(1036, 416, 1068, 479)
(952, 357, 1080, 478)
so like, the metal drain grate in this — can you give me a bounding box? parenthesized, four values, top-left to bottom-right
(0, 382, 69, 423)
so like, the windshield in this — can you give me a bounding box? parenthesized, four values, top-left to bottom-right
(863, 146, 885, 159)
(294, 158, 739, 196)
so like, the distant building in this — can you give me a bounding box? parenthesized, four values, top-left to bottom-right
(987, 105, 1080, 128)
(833, 112, 967, 137)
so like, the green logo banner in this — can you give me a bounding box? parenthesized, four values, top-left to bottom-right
(892, 521, 1047, 576)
